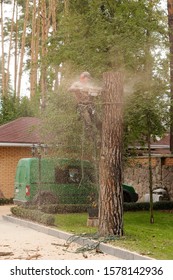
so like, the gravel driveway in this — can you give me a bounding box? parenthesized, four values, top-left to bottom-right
(0, 205, 120, 260)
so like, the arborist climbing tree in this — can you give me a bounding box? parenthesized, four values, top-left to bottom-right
(69, 72, 102, 141)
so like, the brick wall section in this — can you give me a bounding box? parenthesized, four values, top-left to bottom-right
(164, 157, 173, 166)
(1, 150, 173, 200)
(0, 147, 31, 198)
(124, 156, 173, 201)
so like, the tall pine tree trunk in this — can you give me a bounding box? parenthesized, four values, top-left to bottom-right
(6, 0, 15, 93)
(167, 0, 173, 153)
(50, 0, 58, 91)
(0, 0, 6, 96)
(33, 3, 41, 97)
(14, 0, 18, 97)
(30, 0, 38, 98)
(17, 0, 29, 97)
(51, 0, 57, 33)
(99, 72, 124, 236)
(40, 0, 48, 109)
(64, 0, 69, 14)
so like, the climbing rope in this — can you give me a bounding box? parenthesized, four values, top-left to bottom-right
(65, 233, 119, 254)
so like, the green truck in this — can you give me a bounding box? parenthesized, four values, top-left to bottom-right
(13, 157, 138, 205)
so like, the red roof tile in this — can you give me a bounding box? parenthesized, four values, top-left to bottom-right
(0, 117, 42, 144)
(153, 134, 170, 146)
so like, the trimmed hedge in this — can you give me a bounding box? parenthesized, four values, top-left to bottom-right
(22, 203, 89, 214)
(0, 198, 13, 205)
(10, 206, 55, 226)
(40, 204, 89, 214)
(10, 202, 173, 226)
(124, 201, 173, 211)
(41, 201, 173, 214)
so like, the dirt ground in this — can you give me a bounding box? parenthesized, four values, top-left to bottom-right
(0, 205, 120, 260)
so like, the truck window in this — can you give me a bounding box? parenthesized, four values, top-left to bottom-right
(55, 167, 81, 184)
(55, 168, 68, 183)
(54, 165, 95, 184)
(69, 168, 80, 183)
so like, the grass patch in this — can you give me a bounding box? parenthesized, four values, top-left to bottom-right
(118, 211, 173, 259)
(55, 213, 96, 235)
(54, 211, 173, 259)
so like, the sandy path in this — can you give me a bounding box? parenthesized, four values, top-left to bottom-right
(0, 205, 120, 260)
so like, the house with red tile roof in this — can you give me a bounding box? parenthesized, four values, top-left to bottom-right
(128, 133, 171, 156)
(0, 117, 42, 198)
(0, 116, 172, 200)
(151, 133, 170, 154)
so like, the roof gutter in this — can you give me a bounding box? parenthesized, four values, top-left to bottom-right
(0, 143, 170, 149)
(129, 145, 170, 149)
(0, 142, 43, 147)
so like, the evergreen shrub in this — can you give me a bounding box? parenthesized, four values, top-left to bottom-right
(10, 206, 55, 225)
(0, 198, 13, 205)
(41, 204, 89, 214)
(124, 201, 173, 211)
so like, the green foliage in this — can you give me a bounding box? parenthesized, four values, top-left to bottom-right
(45, 1, 169, 159)
(124, 80, 169, 148)
(10, 206, 55, 226)
(40, 204, 89, 214)
(41, 85, 95, 158)
(0, 95, 35, 125)
(0, 198, 13, 205)
(40, 201, 173, 214)
(36, 201, 173, 215)
(124, 201, 173, 211)
(48, 0, 167, 77)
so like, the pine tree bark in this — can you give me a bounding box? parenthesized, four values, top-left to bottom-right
(99, 72, 124, 237)
(17, 0, 30, 97)
(6, 0, 15, 93)
(30, 0, 38, 98)
(40, 0, 48, 108)
(0, 0, 6, 96)
(51, 0, 57, 33)
(14, 0, 18, 96)
(64, 0, 69, 14)
(167, 0, 173, 153)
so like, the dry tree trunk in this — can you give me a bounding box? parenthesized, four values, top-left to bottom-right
(40, 0, 48, 108)
(0, 0, 6, 96)
(33, 2, 41, 97)
(99, 72, 124, 237)
(17, 0, 30, 97)
(51, 0, 57, 33)
(14, 0, 18, 96)
(64, 0, 69, 14)
(167, 0, 173, 153)
(51, 0, 59, 91)
(6, 0, 15, 93)
(47, 0, 52, 33)
(30, 0, 38, 98)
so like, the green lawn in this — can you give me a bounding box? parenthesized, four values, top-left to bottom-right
(54, 211, 173, 259)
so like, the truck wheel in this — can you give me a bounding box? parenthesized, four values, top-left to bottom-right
(123, 191, 131, 203)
